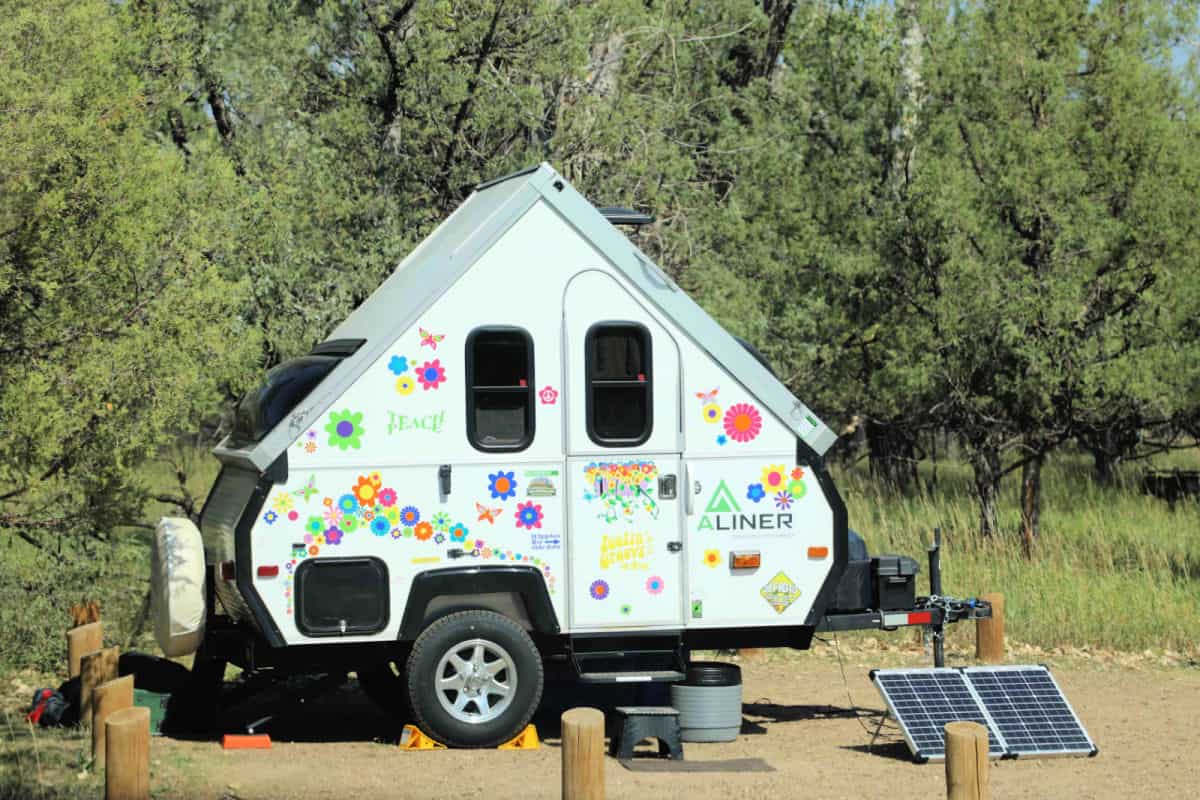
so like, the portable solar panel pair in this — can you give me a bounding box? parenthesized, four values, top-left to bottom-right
(870, 665, 1097, 762)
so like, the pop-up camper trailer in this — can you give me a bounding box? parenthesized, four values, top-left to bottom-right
(174, 163, 985, 748)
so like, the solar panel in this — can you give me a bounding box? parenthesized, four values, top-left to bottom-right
(871, 668, 1005, 761)
(871, 665, 1097, 762)
(964, 666, 1096, 758)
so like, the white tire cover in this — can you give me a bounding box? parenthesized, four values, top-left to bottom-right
(151, 517, 206, 657)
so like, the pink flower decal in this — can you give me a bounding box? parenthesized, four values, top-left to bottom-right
(723, 403, 763, 443)
(539, 385, 559, 405)
(646, 575, 665, 595)
(378, 487, 397, 507)
(416, 359, 446, 390)
(515, 501, 544, 530)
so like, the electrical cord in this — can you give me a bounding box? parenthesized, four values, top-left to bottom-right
(821, 632, 891, 739)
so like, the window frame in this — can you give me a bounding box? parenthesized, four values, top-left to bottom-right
(464, 325, 536, 453)
(584, 320, 654, 447)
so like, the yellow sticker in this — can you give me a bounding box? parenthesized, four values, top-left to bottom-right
(411, 556, 441, 565)
(760, 571, 801, 614)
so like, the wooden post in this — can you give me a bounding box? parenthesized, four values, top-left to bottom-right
(561, 707, 605, 800)
(105, 706, 150, 800)
(67, 622, 103, 678)
(944, 721, 991, 800)
(80, 646, 120, 726)
(92, 676, 135, 767)
(975, 592, 1005, 664)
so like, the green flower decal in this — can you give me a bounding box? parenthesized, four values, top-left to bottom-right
(325, 409, 365, 450)
(431, 512, 452, 532)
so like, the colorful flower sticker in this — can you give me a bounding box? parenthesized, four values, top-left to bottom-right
(449, 523, 469, 543)
(621, 604, 632, 615)
(431, 512, 452, 532)
(322, 507, 343, 527)
(400, 506, 420, 527)
(589, 580, 610, 600)
(774, 491, 793, 510)
(434, 533, 446, 544)
(308, 545, 320, 556)
(723, 403, 762, 443)
(371, 517, 391, 536)
(390, 527, 404, 540)
(761, 465, 787, 491)
(388, 355, 409, 375)
(488, 471, 517, 500)
(646, 576, 665, 595)
(305, 517, 323, 535)
(703, 549, 721, 568)
(702, 403, 722, 424)
(395, 376, 416, 395)
(384, 506, 400, 525)
(263, 510, 278, 525)
(287, 510, 299, 522)
(353, 476, 379, 507)
(416, 359, 446, 390)
(294, 475, 319, 502)
(539, 386, 559, 405)
(325, 409, 365, 450)
(342, 516, 358, 533)
(515, 501, 544, 530)
(716, 434, 728, 446)
(272, 494, 294, 514)
(378, 487, 397, 507)
(746, 483, 766, 503)
(791, 467, 805, 480)
(414, 521, 433, 541)
(788, 479, 806, 500)
(337, 494, 360, 515)
(325, 527, 344, 546)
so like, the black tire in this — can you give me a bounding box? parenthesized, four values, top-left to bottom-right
(357, 656, 412, 719)
(682, 661, 741, 687)
(405, 610, 543, 748)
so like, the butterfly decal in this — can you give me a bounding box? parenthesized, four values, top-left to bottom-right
(419, 327, 445, 350)
(293, 474, 319, 503)
(476, 502, 502, 524)
(694, 388, 719, 404)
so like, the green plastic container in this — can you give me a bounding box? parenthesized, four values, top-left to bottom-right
(133, 689, 170, 736)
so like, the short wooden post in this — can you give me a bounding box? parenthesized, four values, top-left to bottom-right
(80, 646, 120, 726)
(944, 721, 991, 800)
(105, 706, 150, 800)
(92, 676, 135, 767)
(561, 707, 605, 800)
(975, 592, 1005, 664)
(67, 622, 103, 678)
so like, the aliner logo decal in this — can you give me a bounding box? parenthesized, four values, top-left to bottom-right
(760, 571, 801, 613)
(698, 479, 792, 533)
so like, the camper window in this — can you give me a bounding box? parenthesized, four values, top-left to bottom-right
(466, 327, 535, 451)
(586, 322, 652, 446)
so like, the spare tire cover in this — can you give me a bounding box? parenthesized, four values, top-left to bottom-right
(151, 517, 206, 657)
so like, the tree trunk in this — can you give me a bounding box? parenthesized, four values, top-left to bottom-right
(1019, 452, 1043, 557)
(867, 420, 917, 494)
(892, 0, 924, 185)
(970, 445, 1001, 538)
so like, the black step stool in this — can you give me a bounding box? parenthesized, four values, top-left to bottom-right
(609, 706, 684, 760)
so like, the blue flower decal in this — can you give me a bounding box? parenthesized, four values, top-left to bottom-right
(488, 471, 517, 500)
(716, 435, 728, 446)
(449, 523, 469, 543)
(746, 483, 765, 503)
(338, 494, 360, 515)
(388, 355, 409, 375)
(370, 517, 390, 536)
(263, 510, 278, 525)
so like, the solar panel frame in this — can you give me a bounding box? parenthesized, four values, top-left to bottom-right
(964, 665, 1097, 759)
(870, 668, 1006, 762)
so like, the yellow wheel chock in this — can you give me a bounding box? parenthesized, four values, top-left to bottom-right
(397, 723, 539, 751)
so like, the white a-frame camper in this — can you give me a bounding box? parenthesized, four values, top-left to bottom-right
(182, 163, 979, 747)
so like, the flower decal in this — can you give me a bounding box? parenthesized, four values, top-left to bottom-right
(324, 527, 344, 546)
(371, 517, 391, 536)
(395, 376, 416, 395)
(702, 403, 722, 424)
(434, 533, 446, 544)
(263, 510, 278, 525)
(716, 435, 728, 446)
(589, 580, 610, 600)
(449, 523, 469, 543)
(416, 359, 446, 390)
(788, 479, 806, 500)
(539, 385, 559, 405)
(390, 528, 403, 540)
(791, 467, 805, 480)
(746, 483, 766, 503)
(287, 511, 299, 522)
(400, 506, 420, 527)
(646, 576, 665, 595)
(272, 494, 294, 514)
(378, 488, 397, 507)
(388, 355, 409, 375)
(305, 517, 323, 535)
(414, 521, 433, 541)
(431, 512, 452, 532)
(621, 604, 632, 615)
(325, 409, 365, 450)
(703, 549, 721, 568)
(322, 507, 343, 527)
(353, 475, 379, 507)
(488, 470, 517, 500)
(515, 501, 544, 530)
(761, 465, 788, 491)
(342, 516, 358, 533)
(723, 403, 762, 443)
(774, 491, 793, 510)
(338, 494, 360, 515)
(384, 506, 400, 525)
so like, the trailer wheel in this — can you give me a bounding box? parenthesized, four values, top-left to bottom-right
(405, 609, 543, 748)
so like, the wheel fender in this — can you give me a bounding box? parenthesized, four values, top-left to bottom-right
(399, 565, 558, 641)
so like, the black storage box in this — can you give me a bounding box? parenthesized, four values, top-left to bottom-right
(872, 555, 920, 610)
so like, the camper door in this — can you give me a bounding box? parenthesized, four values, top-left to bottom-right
(563, 271, 684, 629)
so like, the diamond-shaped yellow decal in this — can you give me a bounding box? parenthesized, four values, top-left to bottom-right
(760, 571, 801, 614)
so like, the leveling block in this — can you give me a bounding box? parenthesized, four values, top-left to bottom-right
(398, 724, 539, 751)
(223, 734, 272, 750)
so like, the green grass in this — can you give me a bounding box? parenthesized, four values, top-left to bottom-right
(834, 448, 1200, 653)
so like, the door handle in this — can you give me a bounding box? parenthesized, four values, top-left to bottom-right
(438, 464, 451, 497)
(667, 541, 683, 553)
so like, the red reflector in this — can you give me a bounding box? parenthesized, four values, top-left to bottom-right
(257, 565, 279, 578)
(908, 611, 932, 625)
(807, 546, 829, 559)
(220, 561, 236, 581)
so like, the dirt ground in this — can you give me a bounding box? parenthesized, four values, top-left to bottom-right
(125, 646, 1200, 800)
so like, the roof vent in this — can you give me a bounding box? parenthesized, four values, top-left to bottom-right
(598, 206, 655, 227)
